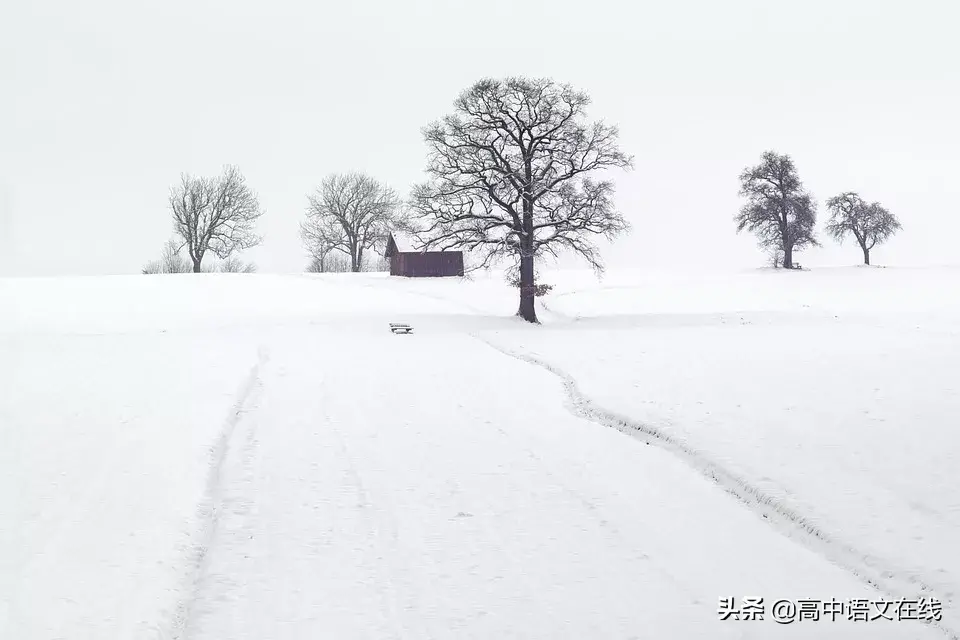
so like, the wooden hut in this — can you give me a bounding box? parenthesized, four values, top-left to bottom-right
(384, 232, 464, 277)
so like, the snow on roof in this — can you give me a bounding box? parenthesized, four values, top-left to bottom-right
(389, 231, 418, 253)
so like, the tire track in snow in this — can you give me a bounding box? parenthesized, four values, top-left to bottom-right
(169, 346, 269, 640)
(472, 334, 958, 640)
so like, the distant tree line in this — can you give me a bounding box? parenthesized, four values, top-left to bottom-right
(142, 76, 906, 322)
(143, 76, 633, 323)
(304, 252, 389, 274)
(737, 151, 902, 269)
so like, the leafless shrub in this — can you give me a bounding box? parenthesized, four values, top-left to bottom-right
(306, 251, 388, 273)
(767, 247, 784, 268)
(216, 256, 258, 273)
(141, 239, 192, 274)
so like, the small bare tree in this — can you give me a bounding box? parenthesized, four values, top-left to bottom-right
(737, 151, 818, 269)
(825, 192, 901, 265)
(306, 255, 327, 273)
(362, 254, 390, 272)
(300, 211, 342, 273)
(767, 246, 785, 269)
(141, 238, 192, 274)
(327, 253, 351, 273)
(170, 165, 264, 273)
(300, 173, 401, 273)
(409, 77, 632, 323)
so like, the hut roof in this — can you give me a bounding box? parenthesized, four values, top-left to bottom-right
(386, 230, 423, 257)
(390, 231, 417, 253)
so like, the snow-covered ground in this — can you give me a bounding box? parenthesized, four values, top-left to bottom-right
(523, 267, 960, 603)
(1, 267, 957, 639)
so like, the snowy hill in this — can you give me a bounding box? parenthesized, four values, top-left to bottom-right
(2, 267, 958, 639)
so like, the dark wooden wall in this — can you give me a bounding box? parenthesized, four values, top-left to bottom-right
(391, 252, 464, 277)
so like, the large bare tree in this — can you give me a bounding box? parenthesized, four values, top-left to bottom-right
(825, 192, 901, 265)
(170, 165, 264, 273)
(300, 173, 402, 273)
(736, 151, 818, 269)
(409, 77, 632, 323)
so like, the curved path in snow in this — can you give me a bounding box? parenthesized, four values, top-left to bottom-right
(180, 316, 942, 639)
(3, 273, 951, 640)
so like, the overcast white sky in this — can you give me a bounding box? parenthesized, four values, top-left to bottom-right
(2, 0, 958, 276)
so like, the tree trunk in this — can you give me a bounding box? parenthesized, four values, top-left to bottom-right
(517, 255, 537, 323)
(517, 220, 538, 323)
(192, 258, 202, 273)
(517, 167, 538, 323)
(782, 244, 794, 270)
(351, 245, 360, 272)
(862, 245, 870, 265)
(779, 193, 792, 269)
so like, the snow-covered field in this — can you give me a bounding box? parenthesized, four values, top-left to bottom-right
(1, 266, 957, 639)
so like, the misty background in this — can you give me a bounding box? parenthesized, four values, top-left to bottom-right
(2, 0, 958, 277)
